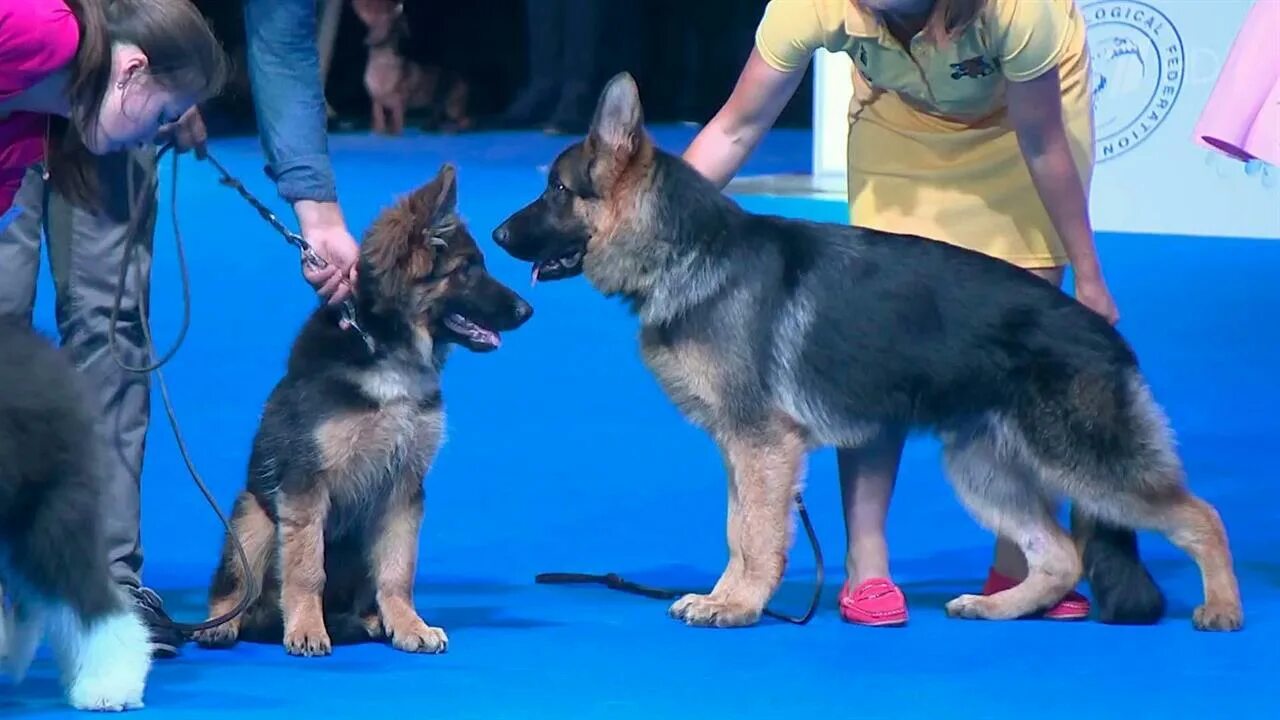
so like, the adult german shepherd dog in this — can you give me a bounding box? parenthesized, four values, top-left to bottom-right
(0, 319, 151, 710)
(192, 164, 532, 656)
(492, 73, 1243, 632)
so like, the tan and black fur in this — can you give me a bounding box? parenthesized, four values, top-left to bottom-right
(352, 0, 472, 135)
(192, 164, 532, 656)
(492, 73, 1243, 632)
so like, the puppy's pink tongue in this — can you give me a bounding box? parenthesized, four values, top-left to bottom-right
(530, 265, 540, 287)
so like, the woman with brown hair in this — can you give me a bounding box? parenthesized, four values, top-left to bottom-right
(683, 0, 1164, 627)
(0, 0, 227, 218)
(1, 0, 227, 658)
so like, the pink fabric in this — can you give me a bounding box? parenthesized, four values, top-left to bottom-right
(0, 0, 80, 216)
(1192, 0, 1280, 167)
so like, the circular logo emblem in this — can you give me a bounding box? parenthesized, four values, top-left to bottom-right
(1082, 0, 1185, 162)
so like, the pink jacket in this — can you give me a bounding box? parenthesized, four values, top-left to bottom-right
(0, 0, 80, 219)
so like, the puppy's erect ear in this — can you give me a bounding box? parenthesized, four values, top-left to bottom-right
(428, 162, 458, 229)
(406, 163, 459, 247)
(588, 72, 644, 161)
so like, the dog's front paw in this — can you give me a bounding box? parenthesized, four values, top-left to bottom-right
(669, 593, 761, 628)
(386, 615, 448, 654)
(283, 620, 332, 657)
(1193, 602, 1243, 632)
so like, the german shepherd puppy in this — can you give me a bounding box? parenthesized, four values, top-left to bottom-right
(192, 164, 532, 656)
(492, 73, 1243, 632)
(0, 319, 151, 709)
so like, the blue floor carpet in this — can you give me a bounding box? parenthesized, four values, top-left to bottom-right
(6, 125, 1278, 718)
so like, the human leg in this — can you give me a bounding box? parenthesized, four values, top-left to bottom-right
(44, 147, 183, 657)
(500, 0, 565, 128)
(836, 428, 909, 626)
(0, 166, 48, 324)
(543, 0, 603, 135)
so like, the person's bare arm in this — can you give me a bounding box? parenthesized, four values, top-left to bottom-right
(1007, 70, 1118, 323)
(682, 47, 808, 189)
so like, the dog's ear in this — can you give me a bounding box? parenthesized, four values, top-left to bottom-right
(429, 162, 458, 226)
(412, 163, 458, 247)
(587, 72, 644, 161)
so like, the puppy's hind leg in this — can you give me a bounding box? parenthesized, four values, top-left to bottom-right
(941, 423, 1081, 621)
(193, 491, 277, 648)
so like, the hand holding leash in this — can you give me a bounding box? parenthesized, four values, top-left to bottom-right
(201, 150, 374, 352)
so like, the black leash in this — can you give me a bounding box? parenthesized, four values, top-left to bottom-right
(102, 142, 258, 634)
(535, 492, 825, 625)
(199, 151, 373, 352)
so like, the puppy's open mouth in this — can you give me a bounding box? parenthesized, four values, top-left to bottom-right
(531, 250, 584, 285)
(444, 313, 501, 350)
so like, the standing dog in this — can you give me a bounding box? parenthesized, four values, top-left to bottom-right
(192, 164, 532, 656)
(0, 319, 151, 710)
(352, 0, 472, 135)
(492, 72, 1243, 632)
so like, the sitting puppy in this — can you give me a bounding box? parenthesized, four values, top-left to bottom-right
(352, 0, 473, 134)
(0, 319, 151, 710)
(192, 164, 532, 656)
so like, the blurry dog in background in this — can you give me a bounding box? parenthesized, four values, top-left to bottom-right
(0, 320, 152, 710)
(352, 0, 473, 134)
(192, 164, 532, 656)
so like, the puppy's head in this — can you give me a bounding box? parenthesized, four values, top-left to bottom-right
(359, 163, 533, 352)
(352, 0, 405, 45)
(491, 72, 653, 285)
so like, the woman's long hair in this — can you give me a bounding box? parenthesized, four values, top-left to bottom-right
(47, 0, 228, 208)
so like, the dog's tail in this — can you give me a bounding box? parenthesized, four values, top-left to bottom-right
(1071, 508, 1167, 624)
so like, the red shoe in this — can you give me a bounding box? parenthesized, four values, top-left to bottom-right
(981, 567, 1090, 620)
(839, 577, 908, 626)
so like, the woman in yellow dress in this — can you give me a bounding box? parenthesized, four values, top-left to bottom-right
(683, 0, 1149, 626)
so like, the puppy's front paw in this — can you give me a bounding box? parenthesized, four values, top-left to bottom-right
(668, 593, 761, 628)
(386, 615, 448, 654)
(283, 618, 331, 657)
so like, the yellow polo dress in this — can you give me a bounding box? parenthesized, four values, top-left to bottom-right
(756, 0, 1095, 268)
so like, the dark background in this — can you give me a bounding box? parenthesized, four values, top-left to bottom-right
(192, 0, 814, 135)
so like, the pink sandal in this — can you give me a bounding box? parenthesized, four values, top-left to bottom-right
(839, 577, 909, 626)
(981, 567, 1090, 620)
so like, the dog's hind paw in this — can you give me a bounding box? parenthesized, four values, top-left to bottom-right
(668, 593, 761, 628)
(192, 620, 240, 649)
(944, 594, 999, 620)
(1193, 602, 1243, 632)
